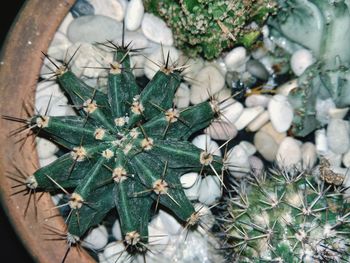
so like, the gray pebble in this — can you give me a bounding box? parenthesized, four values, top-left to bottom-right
(70, 0, 94, 18)
(246, 59, 269, 81)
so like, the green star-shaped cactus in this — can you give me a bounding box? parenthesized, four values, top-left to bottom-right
(24, 43, 224, 250)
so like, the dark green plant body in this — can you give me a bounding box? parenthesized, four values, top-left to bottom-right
(25, 46, 224, 249)
(144, 0, 277, 60)
(223, 167, 350, 262)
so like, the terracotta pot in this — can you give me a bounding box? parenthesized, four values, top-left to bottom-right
(0, 1, 95, 262)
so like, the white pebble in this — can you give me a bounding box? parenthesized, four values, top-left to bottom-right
(224, 47, 248, 72)
(35, 95, 75, 116)
(327, 119, 350, 154)
(315, 129, 328, 155)
(125, 0, 144, 31)
(260, 122, 286, 144)
(58, 12, 74, 34)
(156, 209, 183, 235)
(83, 225, 108, 250)
(148, 217, 170, 253)
(238, 141, 256, 156)
(301, 142, 317, 170)
(181, 173, 202, 201)
(276, 79, 298, 96)
(248, 156, 264, 175)
(342, 149, 350, 168)
(316, 98, 335, 124)
(39, 155, 58, 167)
(35, 81, 64, 100)
(102, 242, 132, 263)
(234, 106, 264, 130)
(198, 175, 221, 205)
(47, 32, 71, 61)
(173, 83, 190, 108)
(90, 0, 127, 21)
(143, 45, 179, 79)
(268, 94, 294, 133)
(130, 54, 145, 77)
(190, 66, 225, 104)
(276, 137, 302, 169)
(67, 15, 123, 43)
(112, 219, 122, 240)
(254, 131, 278, 162)
(218, 98, 243, 124)
(36, 138, 59, 160)
(328, 107, 349, 120)
(321, 150, 342, 167)
(291, 49, 314, 76)
(142, 13, 174, 45)
(204, 121, 238, 141)
(215, 88, 232, 102)
(245, 94, 271, 108)
(115, 31, 149, 50)
(191, 134, 221, 157)
(181, 57, 204, 80)
(225, 145, 251, 178)
(246, 111, 270, 132)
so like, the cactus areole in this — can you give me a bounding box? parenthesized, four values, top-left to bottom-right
(24, 44, 224, 251)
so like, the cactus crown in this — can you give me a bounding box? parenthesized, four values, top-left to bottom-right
(14, 41, 225, 253)
(222, 165, 350, 262)
(144, 0, 277, 60)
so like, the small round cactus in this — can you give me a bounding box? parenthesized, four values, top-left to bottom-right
(222, 164, 350, 262)
(144, 0, 277, 60)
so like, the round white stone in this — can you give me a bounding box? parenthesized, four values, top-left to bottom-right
(245, 94, 271, 108)
(248, 156, 264, 175)
(47, 32, 72, 61)
(327, 119, 350, 154)
(181, 173, 202, 200)
(342, 149, 350, 168)
(90, 0, 127, 21)
(254, 131, 278, 162)
(83, 225, 108, 250)
(276, 137, 302, 169)
(190, 66, 225, 104)
(58, 12, 74, 34)
(316, 98, 336, 125)
(315, 128, 328, 155)
(301, 142, 317, 170)
(225, 145, 251, 178)
(173, 83, 190, 108)
(246, 111, 270, 132)
(290, 49, 314, 76)
(238, 141, 256, 156)
(39, 155, 58, 168)
(180, 172, 200, 189)
(125, 0, 144, 31)
(35, 81, 64, 100)
(260, 122, 287, 144)
(103, 242, 132, 263)
(328, 107, 349, 120)
(198, 175, 221, 205)
(112, 219, 122, 240)
(218, 99, 244, 124)
(204, 121, 238, 141)
(268, 94, 294, 133)
(276, 79, 298, 96)
(36, 138, 59, 160)
(224, 47, 248, 72)
(234, 106, 264, 130)
(35, 95, 75, 116)
(142, 13, 174, 45)
(191, 134, 221, 157)
(67, 15, 123, 43)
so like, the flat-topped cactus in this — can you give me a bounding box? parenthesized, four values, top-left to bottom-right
(14, 43, 226, 253)
(222, 165, 350, 262)
(144, 0, 277, 60)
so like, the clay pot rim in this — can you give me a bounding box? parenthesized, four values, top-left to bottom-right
(0, 1, 94, 262)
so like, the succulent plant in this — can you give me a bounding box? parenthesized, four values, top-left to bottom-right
(268, 0, 350, 136)
(8, 42, 226, 255)
(144, 0, 277, 60)
(221, 163, 350, 262)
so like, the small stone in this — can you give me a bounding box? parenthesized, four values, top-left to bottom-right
(67, 15, 123, 43)
(204, 121, 238, 141)
(103, 242, 132, 263)
(234, 106, 264, 130)
(156, 209, 183, 235)
(343, 149, 350, 168)
(83, 225, 108, 250)
(224, 47, 248, 72)
(238, 141, 256, 156)
(215, 88, 232, 102)
(276, 79, 298, 96)
(70, 0, 95, 18)
(36, 95, 75, 116)
(47, 32, 72, 61)
(190, 66, 225, 104)
(142, 13, 174, 45)
(315, 129, 328, 155)
(35, 81, 64, 100)
(248, 156, 264, 175)
(276, 137, 302, 169)
(254, 131, 278, 162)
(225, 145, 251, 178)
(115, 31, 149, 50)
(36, 138, 59, 160)
(217, 98, 243, 124)
(181, 57, 204, 80)
(39, 155, 58, 167)
(125, 0, 144, 31)
(260, 122, 286, 144)
(327, 119, 350, 154)
(290, 49, 314, 76)
(301, 142, 317, 170)
(198, 175, 221, 205)
(268, 94, 293, 133)
(246, 59, 269, 80)
(112, 219, 122, 240)
(246, 111, 270, 132)
(58, 12, 74, 34)
(143, 45, 179, 79)
(245, 94, 271, 108)
(191, 134, 221, 157)
(89, 0, 127, 21)
(173, 83, 190, 108)
(130, 54, 145, 77)
(316, 98, 336, 125)
(328, 107, 349, 120)
(180, 173, 201, 200)
(321, 151, 342, 167)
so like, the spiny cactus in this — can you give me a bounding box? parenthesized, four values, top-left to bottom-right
(221, 164, 350, 262)
(10, 42, 227, 254)
(144, 0, 277, 60)
(268, 0, 350, 136)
